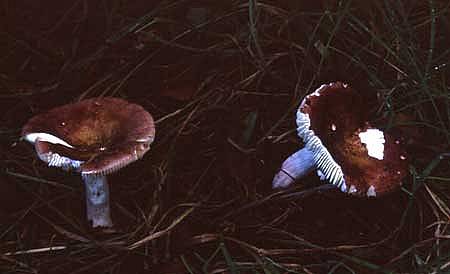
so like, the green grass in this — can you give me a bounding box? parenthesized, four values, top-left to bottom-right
(0, 1, 449, 273)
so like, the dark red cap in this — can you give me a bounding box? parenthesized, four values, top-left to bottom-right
(297, 82, 408, 197)
(22, 97, 155, 176)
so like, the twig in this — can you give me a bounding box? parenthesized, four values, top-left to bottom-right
(4, 246, 67, 256)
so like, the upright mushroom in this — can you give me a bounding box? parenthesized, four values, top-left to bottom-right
(272, 82, 408, 197)
(22, 97, 155, 227)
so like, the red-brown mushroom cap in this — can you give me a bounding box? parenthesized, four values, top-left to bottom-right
(334, 125, 408, 195)
(300, 82, 367, 142)
(297, 82, 409, 197)
(22, 97, 155, 176)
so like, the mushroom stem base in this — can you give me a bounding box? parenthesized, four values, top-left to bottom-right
(272, 148, 315, 188)
(82, 175, 113, 227)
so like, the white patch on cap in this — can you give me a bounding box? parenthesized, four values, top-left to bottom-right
(136, 136, 154, 143)
(366, 185, 376, 197)
(358, 129, 385, 160)
(349, 185, 357, 193)
(24, 132, 74, 148)
(331, 124, 337, 131)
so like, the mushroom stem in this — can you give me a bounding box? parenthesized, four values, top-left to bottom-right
(272, 148, 316, 188)
(82, 174, 113, 227)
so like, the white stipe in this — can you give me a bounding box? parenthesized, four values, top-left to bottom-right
(24, 133, 74, 148)
(272, 148, 316, 188)
(358, 129, 385, 160)
(82, 174, 113, 227)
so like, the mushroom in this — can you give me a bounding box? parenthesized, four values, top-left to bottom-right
(22, 97, 155, 227)
(272, 82, 408, 197)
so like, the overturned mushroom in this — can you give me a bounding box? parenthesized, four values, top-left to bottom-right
(272, 82, 408, 197)
(22, 97, 155, 227)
